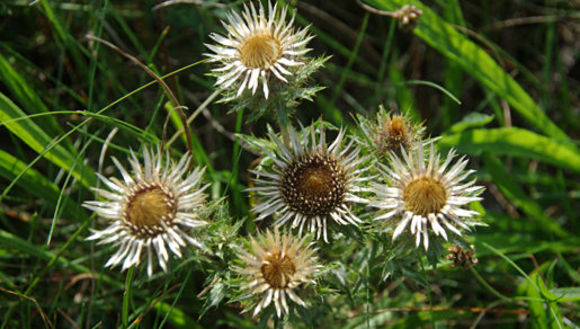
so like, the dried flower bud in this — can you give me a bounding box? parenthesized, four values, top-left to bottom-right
(447, 244, 479, 269)
(394, 5, 423, 30)
(357, 107, 425, 160)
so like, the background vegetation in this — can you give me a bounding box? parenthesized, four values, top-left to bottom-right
(0, 0, 579, 328)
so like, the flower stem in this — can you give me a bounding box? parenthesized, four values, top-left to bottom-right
(276, 99, 290, 144)
(122, 267, 135, 329)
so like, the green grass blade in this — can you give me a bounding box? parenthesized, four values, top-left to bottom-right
(330, 12, 370, 106)
(366, 0, 569, 142)
(389, 60, 420, 120)
(122, 268, 135, 329)
(439, 127, 580, 172)
(0, 150, 85, 219)
(0, 54, 62, 136)
(0, 93, 96, 189)
(153, 302, 203, 329)
(482, 153, 569, 239)
(447, 112, 494, 133)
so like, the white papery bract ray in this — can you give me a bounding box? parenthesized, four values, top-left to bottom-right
(237, 229, 320, 318)
(205, 1, 312, 99)
(83, 147, 209, 277)
(370, 143, 484, 250)
(247, 125, 368, 243)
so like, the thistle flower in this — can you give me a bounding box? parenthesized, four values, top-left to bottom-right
(358, 107, 424, 159)
(248, 124, 368, 242)
(83, 147, 209, 277)
(237, 229, 320, 318)
(370, 143, 484, 250)
(205, 0, 313, 99)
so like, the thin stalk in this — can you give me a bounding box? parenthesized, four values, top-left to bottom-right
(419, 259, 435, 328)
(469, 267, 512, 302)
(122, 267, 135, 329)
(276, 99, 290, 145)
(166, 88, 222, 148)
(374, 19, 396, 103)
(365, 241, 375, 329)
(229, 109, 246, 216)
(1, 220, 91, 329)
(0, 56, 209, 202)
(330, 12, 369, 106)
(85, 35, 193, 163)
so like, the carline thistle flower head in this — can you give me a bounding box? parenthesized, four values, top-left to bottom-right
(237, 228, 320, 318)
(370, 143, 484, 250)
(358, 107, 425, 160)
(83, 147, 209, 277)
(248, 124, 368, 242)
(205, 0, 313, 99)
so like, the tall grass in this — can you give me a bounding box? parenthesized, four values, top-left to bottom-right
(0, 0, 578, 328)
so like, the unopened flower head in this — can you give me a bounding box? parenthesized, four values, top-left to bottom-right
(370, 143, 484, 250)
(83, 147, 209, 277)
(248, 124, 368, 242)
(205, 0, 313, 100)
(237, 228, 320, 318)
(358, 107, 424, 159)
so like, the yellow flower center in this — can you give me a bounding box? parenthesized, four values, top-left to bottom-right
(239, 33, 282, 69)
(402, 176, 448, 216)
(260, 251, 296, 289)
(126, 186, 176, 228)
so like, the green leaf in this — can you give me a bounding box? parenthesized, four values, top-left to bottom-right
(447, 113, 494, 133)
(0, 92, 96, 190)
(547, 288, 580, 302)
(526, 274, 549, 329)
(528, 274, 565, 329)
(366, 0, 569, 142)
(440, 127, 580, 172)
(536, 277, 580, 302)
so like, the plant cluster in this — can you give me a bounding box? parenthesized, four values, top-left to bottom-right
(80, 0, 484, 324)
(1, 0, 578, 328)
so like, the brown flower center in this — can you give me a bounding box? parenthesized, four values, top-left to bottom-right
(239, 33, 282, 69)
(388, 115, 408, 140)
(402, 176, 448, 216)
(376, 115, 411, 155)
(299, 166, 332, 198)
(260, 251, 296, 289)
(281, 153, 347, 216)
(125, 185, 177, 234)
